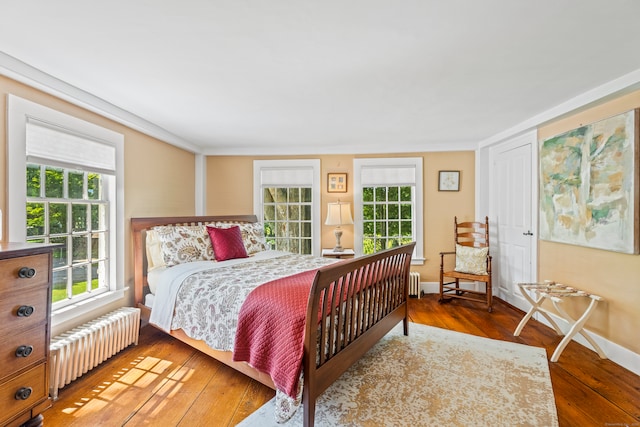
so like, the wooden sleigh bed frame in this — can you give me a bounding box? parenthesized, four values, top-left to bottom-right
(132, 215, 415, 427)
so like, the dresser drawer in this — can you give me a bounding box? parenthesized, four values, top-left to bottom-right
(0, 326, 47, 382)
(0, 364, 47, 425)
(0, 254, 50, 292)
(0, 287, 49, 337)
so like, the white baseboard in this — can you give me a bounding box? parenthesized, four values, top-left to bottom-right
(418, 281, 640, 376)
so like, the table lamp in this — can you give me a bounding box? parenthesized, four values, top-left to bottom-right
(325, 201, 353, 252)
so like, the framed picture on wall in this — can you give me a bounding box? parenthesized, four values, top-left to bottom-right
(328, 173, 347, 193)
(438, 170, 460, 191)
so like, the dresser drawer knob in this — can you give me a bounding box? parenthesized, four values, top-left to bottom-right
(15, 345, 34, 358)
(18, 267, 37, 278)
(17, 305, 35, 317)
(15, 387, 32, 401)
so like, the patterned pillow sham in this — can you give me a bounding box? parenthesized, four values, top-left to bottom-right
(153, 225, 214, 266)
(214, 221, 270, 255)
(454, 244, 489, 275)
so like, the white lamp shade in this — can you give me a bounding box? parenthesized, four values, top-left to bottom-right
(325, 202, 354, 226)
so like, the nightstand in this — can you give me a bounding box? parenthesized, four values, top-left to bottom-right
(322, 248, 355, 259)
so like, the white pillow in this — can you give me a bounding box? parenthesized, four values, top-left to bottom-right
(145, 229, 166, 271)
(454, 244, 489, 275)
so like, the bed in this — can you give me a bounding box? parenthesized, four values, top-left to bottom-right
(131, 215, 415, 427)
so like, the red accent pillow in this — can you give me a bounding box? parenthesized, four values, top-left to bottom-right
(206, 225, 249, 261)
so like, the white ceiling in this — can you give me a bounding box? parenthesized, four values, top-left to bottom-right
(2, 1, 640, 155)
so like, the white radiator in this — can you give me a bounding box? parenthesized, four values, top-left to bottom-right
(49, 307, 141, 400)
(409, 271, 421, 298)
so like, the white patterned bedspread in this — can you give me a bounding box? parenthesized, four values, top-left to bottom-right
(149, 250, 337, 351)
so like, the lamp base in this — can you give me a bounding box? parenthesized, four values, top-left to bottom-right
(333, 228, 344, 253)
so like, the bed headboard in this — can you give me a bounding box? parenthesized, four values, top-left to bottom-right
(130, 215, 259, 306)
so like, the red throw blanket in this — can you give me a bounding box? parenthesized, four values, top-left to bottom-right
(232, 269, 319, 398)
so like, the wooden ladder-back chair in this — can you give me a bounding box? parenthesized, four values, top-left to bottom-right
(439, 216, 493, 312)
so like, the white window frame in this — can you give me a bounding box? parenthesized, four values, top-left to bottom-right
(353, 157, 424, 264)
(253, 159, 321, 256)
(7, 94, 125, 327)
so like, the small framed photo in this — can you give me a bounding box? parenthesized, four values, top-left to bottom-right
(438, 170, 460, 191)
(328, 173, 348, 193)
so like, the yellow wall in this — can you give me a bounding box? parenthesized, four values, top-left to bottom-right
(537, 90, 640, 355)
(0, 76, 197, 332)
(207, 151, 476, 282)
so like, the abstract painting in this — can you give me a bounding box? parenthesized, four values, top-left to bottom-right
(539, 109, 639, 254)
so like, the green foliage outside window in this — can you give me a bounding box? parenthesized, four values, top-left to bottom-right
(26, 163, 107, 303)
(362, 185, 414, 254)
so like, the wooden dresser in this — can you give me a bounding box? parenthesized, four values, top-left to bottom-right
(0, 243, 56, 427)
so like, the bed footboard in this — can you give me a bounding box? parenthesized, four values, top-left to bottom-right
(302, 242, 415, 427)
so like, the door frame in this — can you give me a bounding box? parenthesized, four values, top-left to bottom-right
(477, 129, 539, 308)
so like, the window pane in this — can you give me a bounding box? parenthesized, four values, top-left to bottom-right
(263, 188, 275, 203)
(401, 204, 412, 219)
(300, 188, 311, 203)
(376, 221, 387, 236)
(72, 235, 89, 263)
(49, 203, 68, 234)
(400, 186, 412, 201)
(91, 203, 106, 231)
(289, 239, 300, 254)
(45, 167, 64, 198)
(401, 220, 412, 236)
(91, 232, 101, 259)
(52, 270, 68, 303)
(72, 265, 89, 296)
(26, 202, 45, 236)
(363, 187, 374, 202)
(72, 204, 88, 232)
(375, 204, 387, 220)
(302, 222, 311, 237)
(388, 186, 399, 201)
(51, 236, 68, 268)
(275, 188, 287, 203)
(288, 205, 300, 221)
(301, 205, 311, 221)
(301, 239, 311, 254)
(264, 222, 275, 238)
(363, 204, 374, 220)
(363, 221, 374, 237)
(375, 187, 386, 201)
(68, 171, 84, 199)
(87, 173, 101, 200)
(276, 206, 286, 221)
(264, 205, 275, 221)
(388, 204, 399, 219)
(389, 221, 400, 237)
(288, 188, 299, 202)
(27, 164, 41, 197)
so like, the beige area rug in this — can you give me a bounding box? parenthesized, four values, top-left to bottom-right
(237, 323, 558, 427)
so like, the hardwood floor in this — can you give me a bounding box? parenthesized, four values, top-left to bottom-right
(42, 295, 640, 426)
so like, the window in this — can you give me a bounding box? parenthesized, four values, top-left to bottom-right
(353, 158, 424, 264)
(26, 164, 109, 304)
(253, 160, 321, 256)
(8, 95, 125, 325)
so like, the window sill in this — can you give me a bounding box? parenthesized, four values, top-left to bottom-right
(411, 257, 425, 266)
(51, 288, 127, 328)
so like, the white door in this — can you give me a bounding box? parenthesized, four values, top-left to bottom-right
(493, 138, 535, 310)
